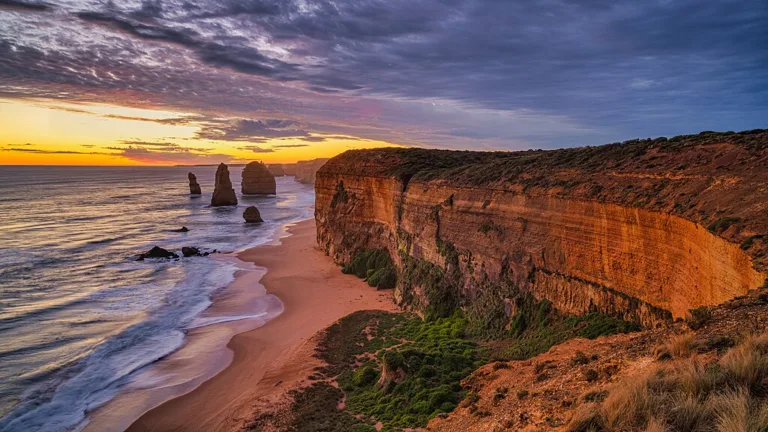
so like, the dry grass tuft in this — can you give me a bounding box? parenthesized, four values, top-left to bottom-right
(655, 333, 696, 360)
(567, 332, 768, 432)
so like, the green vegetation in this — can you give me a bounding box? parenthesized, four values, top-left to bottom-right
(493, 297, 640, 361)
(347, 130, 768, 187)
(687, 306, 712, 330)
(568, 333, 768, 432)
(741, 234, 765, 251)
(293, 310, 483, 432)
(398, 253, 459, 319)
(330, 180, 349, 208)
(342, 249, 397, 290)
(285, 383, 376, 432)
(707, 216, 741, 234)
(478, 220, 504, 237)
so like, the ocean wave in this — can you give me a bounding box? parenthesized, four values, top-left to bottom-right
(0, 173, 315, 430)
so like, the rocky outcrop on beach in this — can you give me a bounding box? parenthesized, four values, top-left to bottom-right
(267, 164, 285, 177)
(181, 246, 205, 257)
(316, 130, 768, 328)
(242, 161, 277, 195)
(243, 206, 264, 223)
(137, 246, 178, 260)
(188, 172, 201, 195)
(211, 163, 238, 206)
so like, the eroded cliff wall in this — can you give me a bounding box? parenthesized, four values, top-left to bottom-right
(316, 131, 768, 326)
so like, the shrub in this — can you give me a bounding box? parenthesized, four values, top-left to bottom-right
(517, 389, 529, 399)
(571, 351, 591, 366)
(342, 249, 397, 289)
(566, 332, 768, 432)
(353, 365, 378, 387)
(655, 333, 696, 360)
(583, 369, 599, 382)
(688, 307, 712, 330)
(708, 216, 741, 233)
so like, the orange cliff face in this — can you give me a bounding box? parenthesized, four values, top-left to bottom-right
(315, 131, 768, 327)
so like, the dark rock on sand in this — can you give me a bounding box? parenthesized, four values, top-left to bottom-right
(138, 246, 179, 260)
(242, 161, 276, 195)
(243, 206, 264, 223)
(188, 172, 202, 195)
(174, 226, 190, 232)
(211, 163, 238, 207)
(182, 246, 200, 257)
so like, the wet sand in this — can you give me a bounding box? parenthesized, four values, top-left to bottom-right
(125, 219, 396, 431)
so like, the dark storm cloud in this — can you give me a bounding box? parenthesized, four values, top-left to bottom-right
(76, 10, 298, 80)
(196, 119, 310, 141)
(1, 0, 767, 149)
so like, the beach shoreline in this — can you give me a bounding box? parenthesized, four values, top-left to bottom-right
(123, 218, 396, 432)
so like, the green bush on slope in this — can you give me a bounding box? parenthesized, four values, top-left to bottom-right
(342, 249, 397, 289)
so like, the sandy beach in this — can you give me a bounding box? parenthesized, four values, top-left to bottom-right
(125, 219, 396, 432)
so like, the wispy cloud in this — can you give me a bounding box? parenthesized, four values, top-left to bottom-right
(1, 0, 766, 151)
(239, 145, 275, 153)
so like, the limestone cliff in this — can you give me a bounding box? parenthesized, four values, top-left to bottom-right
(315, 130, 768, 327)
(242, 161, 276, 195)
(295, 158, 329, 184)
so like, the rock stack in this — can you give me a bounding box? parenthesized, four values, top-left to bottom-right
(242, 161, 276, 195)
(210, 163, 238, 206)
(188, 172, 201, 195)
(243, 206, 263, 223)
(267, 164, 285, 177)
(282, 163, 298, 176)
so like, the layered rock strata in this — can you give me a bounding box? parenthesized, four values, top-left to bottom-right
(295, 158, 329, 184)
(211, 163, 238, 206)
(242, 161, 276, 195)
(316, 130, 768, 327)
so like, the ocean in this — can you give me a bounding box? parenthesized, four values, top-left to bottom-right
(0, 166, 315, 431)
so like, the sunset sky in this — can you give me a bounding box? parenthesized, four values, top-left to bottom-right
(1, 0, 766, 165)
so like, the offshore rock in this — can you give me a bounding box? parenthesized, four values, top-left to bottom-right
(181, 246, 200, 257)
(243, 206, 264, 223)
(188, 172, 202, 195)
(211, 163, 238, 206)
(267, 164, 285, 177)
(242, 161, 277, 195)
(137, 246, 178, 260)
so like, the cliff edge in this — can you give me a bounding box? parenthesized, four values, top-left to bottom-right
(315, 130, 768, 327)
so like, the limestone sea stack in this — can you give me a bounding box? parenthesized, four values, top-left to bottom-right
(188, 172, 202, 195)
(243, 206, 263, 223)
(267, 164, 285, 177)
(282, 163, 298, 176)
(242, 161, 276, 195)
(210, 163, 238, 206)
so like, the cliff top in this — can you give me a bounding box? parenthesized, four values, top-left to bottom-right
(320, 128, 768, 272)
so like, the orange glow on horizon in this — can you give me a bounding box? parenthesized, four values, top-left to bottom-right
(0, 98, 398, 166)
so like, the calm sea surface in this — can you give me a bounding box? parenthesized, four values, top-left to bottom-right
(0, 166, 314, 431)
